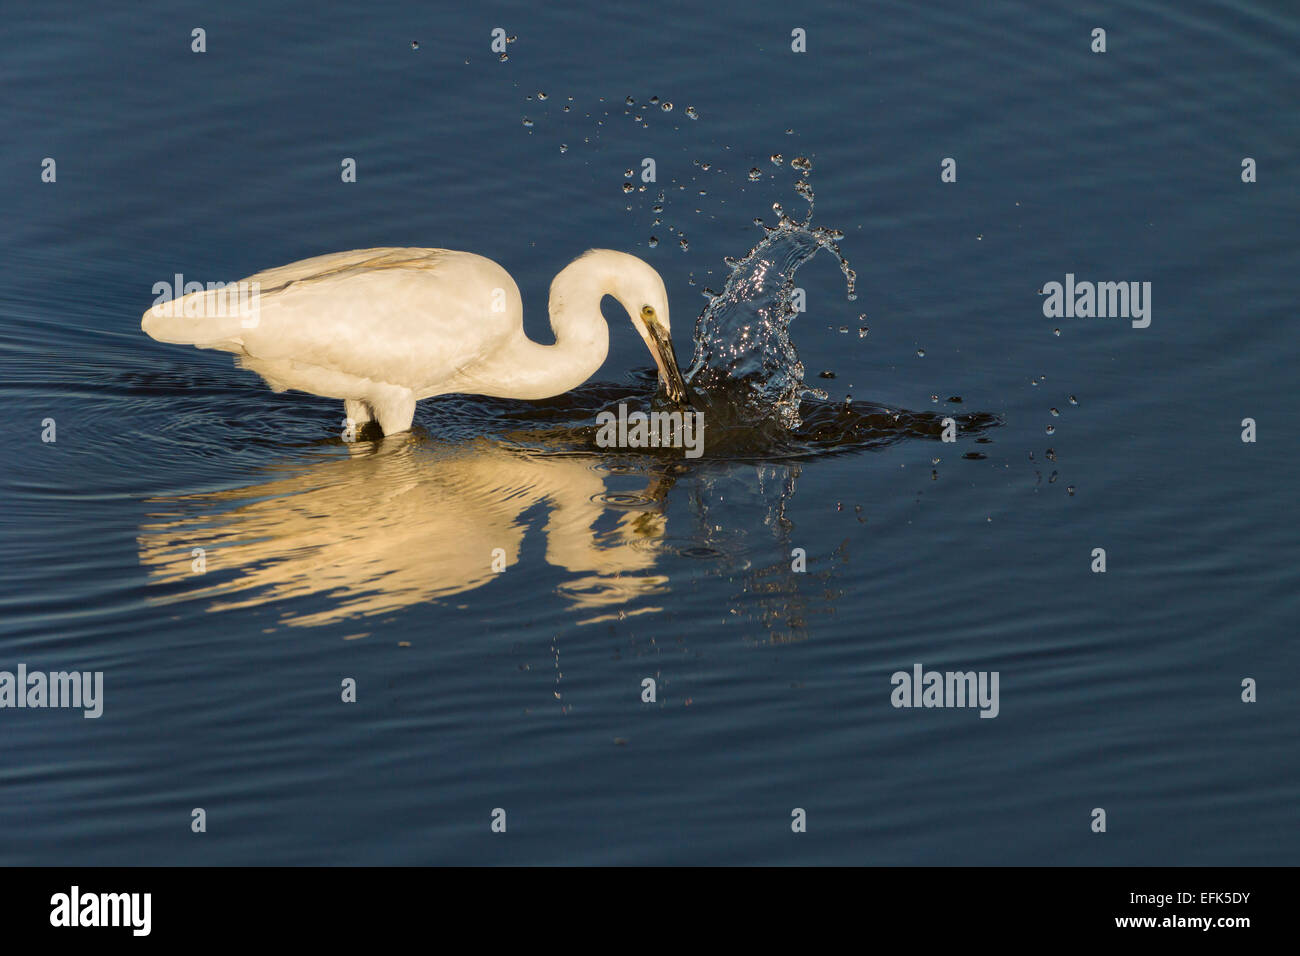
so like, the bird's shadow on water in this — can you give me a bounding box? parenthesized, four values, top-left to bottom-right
(406, 368, 1002, 465)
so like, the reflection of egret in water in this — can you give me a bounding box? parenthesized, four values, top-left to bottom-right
(138, 434, 676, 627)
(136, 382, 995, 633)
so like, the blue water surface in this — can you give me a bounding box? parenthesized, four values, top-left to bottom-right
(0, 0, 1296, 864)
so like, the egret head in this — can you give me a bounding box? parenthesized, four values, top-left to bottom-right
(602, 252, 690, 406)
(551, 249, 692, 405)
(633, 302, 690, 406)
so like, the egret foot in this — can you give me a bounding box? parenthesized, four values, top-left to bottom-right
(343, 399, 374, 426)
(370, 387, 416, 435)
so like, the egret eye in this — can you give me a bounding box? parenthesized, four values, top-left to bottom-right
(641, 305, 655, 320)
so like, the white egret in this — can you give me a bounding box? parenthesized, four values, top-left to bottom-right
(141, 247, 690, 434)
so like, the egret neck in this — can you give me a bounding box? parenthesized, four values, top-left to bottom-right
(500, 249, 688, 403)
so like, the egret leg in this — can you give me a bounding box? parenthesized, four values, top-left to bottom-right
(344, 399, 374, 426)
(371, 388, 416, 435)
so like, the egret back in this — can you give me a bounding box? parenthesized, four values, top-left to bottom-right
(142, 248, 525, 398)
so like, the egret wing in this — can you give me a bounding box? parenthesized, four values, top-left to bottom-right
(231, 248, 520, 394)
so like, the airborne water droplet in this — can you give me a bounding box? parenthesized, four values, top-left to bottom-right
(771, 154, 784, 166)
(685, 106, 699, 120)
(662, 102, 673, 112)
(748, 168, 763, 181)
(648, 236, 658, 247)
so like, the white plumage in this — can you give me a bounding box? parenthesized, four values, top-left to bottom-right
(142, 247, 688, 434)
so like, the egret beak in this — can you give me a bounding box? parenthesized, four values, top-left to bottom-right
(644, 316, 692, 406)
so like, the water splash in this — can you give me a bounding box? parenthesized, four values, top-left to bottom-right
(684, 158, 856, 429)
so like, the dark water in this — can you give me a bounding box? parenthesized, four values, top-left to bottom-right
(1, 0, 1296, 864)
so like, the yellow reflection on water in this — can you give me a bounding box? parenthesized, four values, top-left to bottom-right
(138, 433, 672, 627)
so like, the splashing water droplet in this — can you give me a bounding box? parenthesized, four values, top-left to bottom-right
(559, 144, 568, 153)
(685, 106, 699, 120)
(748, 168, 763, 181)
(522, 117, 533, 128)
(410, 40, 420, 50)
(916, 348, 925, 357)
(771, 154, 784, 165)
(684, 171, 856, 430)
(649, 96, 659, 105)
(1068, 395, 1079, 405)
(622, 182, 634, 194)
(537, 91, 548, 100)
(648, 236, 658, 248)
(662, 102, 673, 112)
(791, 156, 812, 172)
